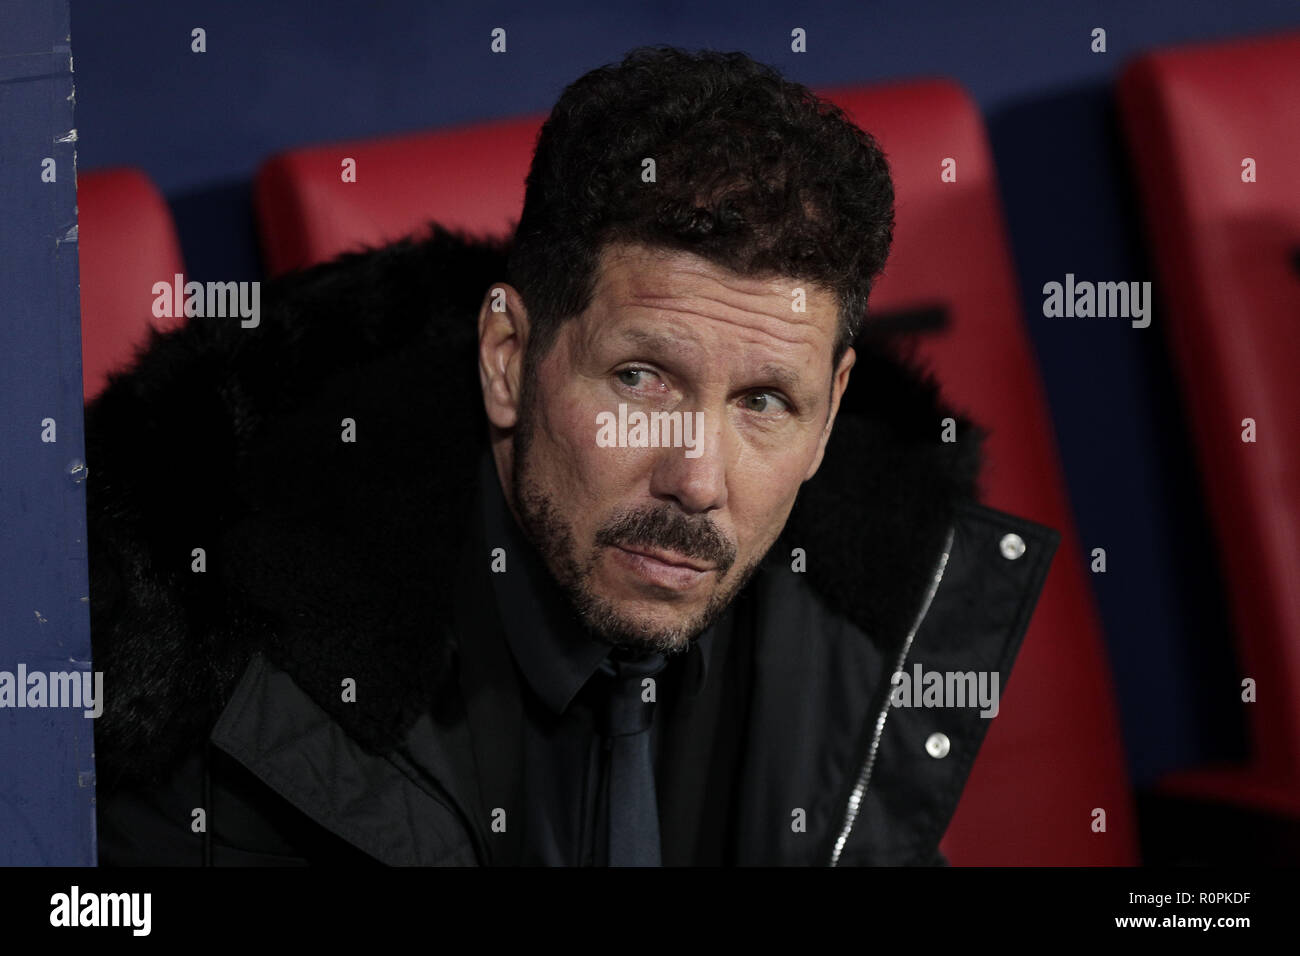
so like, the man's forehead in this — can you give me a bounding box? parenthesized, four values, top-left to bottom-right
(585, 241, 838, 344)
(597, 241, 827, 305)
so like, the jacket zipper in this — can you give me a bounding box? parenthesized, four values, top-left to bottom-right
(828, 524, 956, 866)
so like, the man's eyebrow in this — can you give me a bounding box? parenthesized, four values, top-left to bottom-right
(754, 362, 806, 397)
(617, 327, 692, 352)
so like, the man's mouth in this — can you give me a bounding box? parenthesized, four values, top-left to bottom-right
(610, 543, 716, 590)
(617, 543, 714, 571)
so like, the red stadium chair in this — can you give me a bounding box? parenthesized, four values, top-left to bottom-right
(255, 116, 543, 276)
(254, 79, 1140, 864)
(77, 167, 186, 402)
(1118, 32, 1300, 818)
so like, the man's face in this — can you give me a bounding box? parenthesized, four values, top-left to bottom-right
(483, 241, 854, 656)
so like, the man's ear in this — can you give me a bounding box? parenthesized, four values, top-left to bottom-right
(478, 283, 530, 430)
(804, 345, 855, 481)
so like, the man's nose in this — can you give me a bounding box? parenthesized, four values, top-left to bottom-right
(646, 414, 728, 514)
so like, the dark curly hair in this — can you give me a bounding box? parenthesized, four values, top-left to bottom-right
(507, 45, 895, 372)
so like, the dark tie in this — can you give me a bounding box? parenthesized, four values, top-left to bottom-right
(596, 649, 668, 867)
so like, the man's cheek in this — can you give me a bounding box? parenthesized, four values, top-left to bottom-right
(531, 394, 590, 479)
(541, 398, 616, 514)
(741, 493, 797, 562)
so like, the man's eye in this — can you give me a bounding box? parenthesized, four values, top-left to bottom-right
(742, 391, 790, 414)
(615, 368, 657, 389)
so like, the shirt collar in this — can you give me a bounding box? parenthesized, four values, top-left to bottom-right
(477, 450, 722, 714)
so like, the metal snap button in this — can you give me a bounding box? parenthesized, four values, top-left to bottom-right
(925, 732, 950, 759)
(999, 533, 1025, 560)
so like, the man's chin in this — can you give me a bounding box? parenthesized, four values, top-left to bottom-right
(575, 550, 763, 654)
(561, 578, 725, 655)
(578, 600, 712, 656)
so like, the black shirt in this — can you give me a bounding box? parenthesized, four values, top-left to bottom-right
(478, 451, 752, 865)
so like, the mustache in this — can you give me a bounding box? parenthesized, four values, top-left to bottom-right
(595, 506, 737, 575)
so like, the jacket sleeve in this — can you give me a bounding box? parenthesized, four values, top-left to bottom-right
(97, 745, 216, 866)
(98, 741, 382, 866)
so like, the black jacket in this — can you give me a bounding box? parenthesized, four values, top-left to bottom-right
(86, 225, 1060, 866)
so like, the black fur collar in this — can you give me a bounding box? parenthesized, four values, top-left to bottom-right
(85, 224, 984, 788)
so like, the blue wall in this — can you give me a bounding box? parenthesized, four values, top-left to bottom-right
(0, 0, 96, 865)
(66, 0, 1300, 792)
